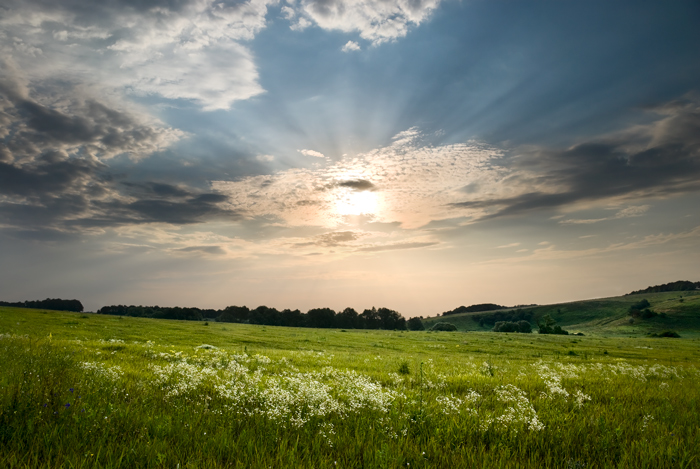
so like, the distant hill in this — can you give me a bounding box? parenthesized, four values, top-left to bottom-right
(626, 280, 700, 295)
(422, 290, 700, 337)
(442, 303, 506, 316)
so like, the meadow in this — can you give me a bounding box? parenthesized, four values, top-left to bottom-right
(1, 306, 699, 468)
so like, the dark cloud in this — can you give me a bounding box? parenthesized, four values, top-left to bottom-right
(122, 182, 192, 198)
(296, 199, 320, 206)
(336, 179, 377, 191)
(0, 64, 181, 163)
(0, 65, 234, 236)
(176, 245, 226, 255)
(321, 179, 377, 192)
(314, 231, 361, 247)
(0, 158, 239, 232)
(0, 158, 100, 199)
(120, 196, 236, 225)
(451, 99, 700, 220)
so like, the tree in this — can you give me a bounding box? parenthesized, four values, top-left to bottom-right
(517, 320, 532, 333)
(280, 308, 305, 327)
(407, 317, 425, 331)
(360, 307, 381, 329)
(336, 307, 360, 329)
(248, 306, 281, 326)
(537, 314, 568, 335)
(218, 305, 250, 323)
(306, 308, 336, 328)
(377, 307, 406, 330)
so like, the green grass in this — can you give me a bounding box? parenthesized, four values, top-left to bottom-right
(1, 306, 700, 468)
(424, 290, 700, 337)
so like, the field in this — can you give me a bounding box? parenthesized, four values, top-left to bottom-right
(1, 306, 700, 468)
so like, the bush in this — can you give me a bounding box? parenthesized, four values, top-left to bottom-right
(640, 309, 658, 319)
(628, 299, 651, 317)
(492, 320, 532, 333)
(649, 330, 681, 338)
(430, 322, 458, 331)
(492, 321, 518, 333)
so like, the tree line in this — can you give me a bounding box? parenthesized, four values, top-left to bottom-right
(0, 298, 84, 312)
(626, 280, 699, 295)
(96, 304, 412, 330)
(441, 303, 506, 316)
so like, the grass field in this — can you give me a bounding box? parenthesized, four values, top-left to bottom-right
(1, 306, 699, 468)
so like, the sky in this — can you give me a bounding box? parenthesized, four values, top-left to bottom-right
(1, 0, 699, 315)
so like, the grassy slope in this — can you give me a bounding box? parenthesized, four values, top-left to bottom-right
(422, 290, 700, 336)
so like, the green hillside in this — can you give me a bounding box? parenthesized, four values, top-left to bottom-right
(423, 290, 700, 337)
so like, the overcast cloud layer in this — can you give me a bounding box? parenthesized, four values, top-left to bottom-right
(1, 0, 699, 314)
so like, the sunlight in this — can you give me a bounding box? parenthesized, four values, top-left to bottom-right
(334, 188, 379, 216)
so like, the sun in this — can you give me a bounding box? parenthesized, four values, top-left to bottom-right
(334, 188, 379, 216)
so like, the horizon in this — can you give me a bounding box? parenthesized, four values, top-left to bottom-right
(4, 279, 698, 317)
(1, 1, 699, 316)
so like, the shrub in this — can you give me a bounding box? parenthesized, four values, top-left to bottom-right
(492, 320, 532, 333)
(398, 361, 410, 375)
(640, 309, 658, 319)
(649, 330, 681, 338)
(430, 322, 458, 331)
(492, 321, 518, 333)
(628, 299, 651, 317)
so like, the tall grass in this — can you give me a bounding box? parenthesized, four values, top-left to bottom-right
(1, 308, 699, 468)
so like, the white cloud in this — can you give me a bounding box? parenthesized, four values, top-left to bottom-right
(298, 149, 327, 158)
(214, 128, 505, 229)
(288, 0, 442, 45)
(256, 154, 276, 162)
(615, 205, 650, 218)
(0, 0, 275, 110)
(342, 40, 361, 52)
(559, 205, 650, 225)
(497, 243, 521, 249)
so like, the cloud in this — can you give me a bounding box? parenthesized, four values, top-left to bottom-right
(342, 41, 361, 52)
(91, 194, 238, 226)
(335, 179, 376, 191)
(0, 59, 226, 234)
(288, 0, 442, 45)
(0, 0, 273, 110)
(298, 149, 326, 158)
(175, 245, 226, 255)
(559, 205, 650, 225)
(0, 157, 239, 235)
(497, 243, 520, 248)
(0, 61, 184, 162)
(451, 98, 700, 221)
(356, 241, 438, 252)
(315, 230, 363, 246)
(214, 128, 504, 229)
